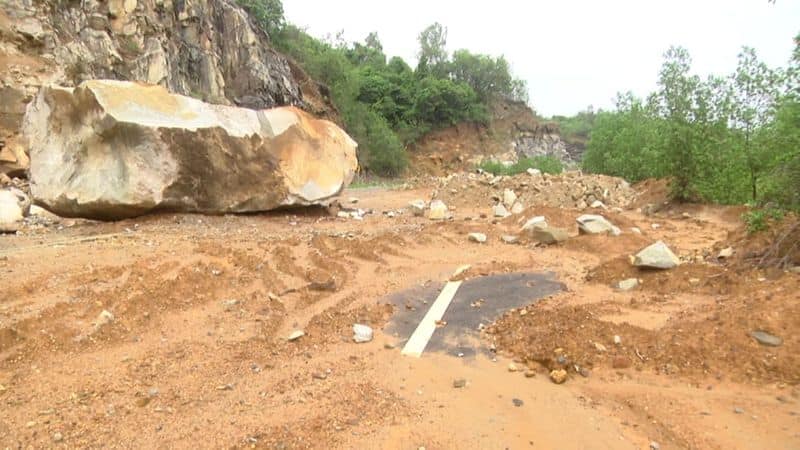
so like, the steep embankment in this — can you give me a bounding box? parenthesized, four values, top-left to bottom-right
(0, 0, 335, 178)
(409, 99, 578, 176)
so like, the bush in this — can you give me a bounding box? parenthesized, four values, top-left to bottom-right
(479, 156, 563, 176)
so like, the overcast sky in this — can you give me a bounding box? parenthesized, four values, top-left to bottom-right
(282, 0, 799, 117)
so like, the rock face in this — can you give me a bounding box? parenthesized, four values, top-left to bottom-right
(23, 80, 358, 219)
(0, 0, 337, 176)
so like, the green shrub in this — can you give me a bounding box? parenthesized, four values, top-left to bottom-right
(479, 156, 563, 176)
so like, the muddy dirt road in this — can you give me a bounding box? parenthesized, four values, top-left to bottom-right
(1, 182, 798, 449)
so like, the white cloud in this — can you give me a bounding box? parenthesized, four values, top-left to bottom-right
(283, 0, 800, 116)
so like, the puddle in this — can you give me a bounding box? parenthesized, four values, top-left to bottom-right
(384, 272, 565, 357)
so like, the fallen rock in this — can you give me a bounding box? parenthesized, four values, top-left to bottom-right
(576, 214, 619, 235)
(287, 330, 305, 342)
(718, 247, 734, 259)
(428, 200, 449, 220)
(503, 189, 517, 208)
(633, 241, 681, 269)
(616, 278, 639, 291)
(549, 369, 568, 384)
(501, 235, 519, 245)
(590, 200, 607, 209)
(493, 203, 511, 218)
(352, 324, 373, 343)
(468, 232, 487, 244)
(530, 226, 570, 245)
(750, 330, 782, 347)
(93, 310, 115, 332)
(512, 398, 524, 407)
(409, 200, 426, 217)
(520, 216, 548, 233)
(0, 188, 30, 224)
(23, 80, 358, 219)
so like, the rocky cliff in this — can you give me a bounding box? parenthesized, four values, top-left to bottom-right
(410, 99, 575, 176)
(0, 0, 333, 177)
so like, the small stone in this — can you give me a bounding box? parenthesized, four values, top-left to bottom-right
(94, 310, 115, 330)
(613, 335, 622, 345)
(689, 278, 701, 285)
(409, 200, 426, 217)
(493, 203, 511, 218)
(530, 226, 570, 245)
(718, 247, 734, 259)
(524, 370, 536, 378)
(590, 200, 606, 209)
(287, 330, 305, 341)
(26, 421, 36, 428)
(650, 441, 661, 450)
(453, 379, 467, 388)
(576, 214, 617, 235)
(451, 264, 472, 279)
(352, 324, 373, 343)
(616, 278, 639, 291)
(526, 168, 541, 176)
(312, 372, 327, 380)
(578, 367, 591, 378)
(734, 407, 744, 414)
(428, 200, 449, 220)
(336, 211, 350, 219)
(594, 342, 607, 352)
(468, 232, 487, 244)
(511, 202, 524, 215)
(501, 235, 519, 244)
(520, 216, 547, 232)
(549, 369, 568, 384)
(512, 398, 524, 407)
(53, 432, 64, 442)
(384, 343, 396, 350)
(630, 227, 642, 235)
(503, 189, 518, 208)
(348, 197, 359, 204)
(612, 356, 632, 369)
(750, 330, 782, 347)
(508, 363, 519, 372)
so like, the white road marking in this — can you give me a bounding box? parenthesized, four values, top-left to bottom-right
(401, 280, 462, 358)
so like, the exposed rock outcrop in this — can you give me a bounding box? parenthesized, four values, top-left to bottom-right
(23, 80, 358, 220)
(410, 99, 576, 176)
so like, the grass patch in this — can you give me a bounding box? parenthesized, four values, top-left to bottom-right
(478, 156, 563, 176)
(348, 176, 404, 190)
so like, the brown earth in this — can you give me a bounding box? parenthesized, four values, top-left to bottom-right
(1, 175, 799, 449)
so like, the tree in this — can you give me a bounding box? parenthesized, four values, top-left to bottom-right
(417, 23, 449, 78)
(449, 50, 528, 102)
(651, 46, 702, 201)
(729, 47, 783, 200)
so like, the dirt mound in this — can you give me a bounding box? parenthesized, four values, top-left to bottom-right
(432, 171, 637, 210)
(717, 215, 800, 272)
(586, 256, 736, 295)
(486, 272, 800, 385)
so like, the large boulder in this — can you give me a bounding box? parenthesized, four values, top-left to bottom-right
(23, 80, 358, 220)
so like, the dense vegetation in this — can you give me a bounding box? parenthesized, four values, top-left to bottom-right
(238, 0, 528, 176)
(581, 37, 800, 210)
(478, 156, 563, 176)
